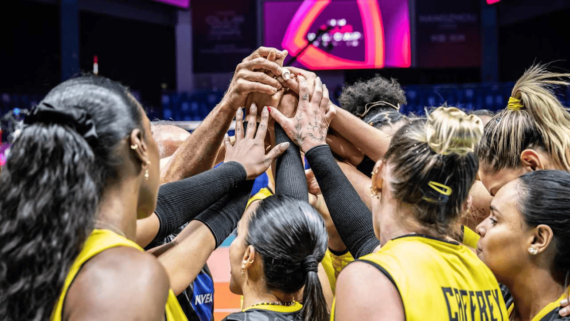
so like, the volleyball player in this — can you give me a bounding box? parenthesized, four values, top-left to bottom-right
(271, 77, 508, 319)
(477, 64, 570, 197)
(476, 170, 570, 320)
(0, 59, 288, 320)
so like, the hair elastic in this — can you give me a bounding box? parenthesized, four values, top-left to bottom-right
(303, 255, 318, 273)
(358, 101, 400, 117)
(507, 97, 524, 111)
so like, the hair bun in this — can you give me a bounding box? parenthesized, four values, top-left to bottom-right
(426, 107, 483, 156)
(25, 102, 98, 143)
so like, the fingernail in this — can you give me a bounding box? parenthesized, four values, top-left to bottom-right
(225, 133, 229, 139)
(561, 309, 568, 317)
(237, 108, 242, 117)
(251, 103, 257, 110)
(267, 106, 272, 113)
(316, 77, 322, 85)
(263, 106, 268, 114)
(561, 299, 568, 305)
(282, 142, 290, 149)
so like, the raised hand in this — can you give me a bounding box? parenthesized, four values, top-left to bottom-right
(269, 75, 336, 153)
(245, 49, 289, 117)
(219, 47, 286, 111)
(224, 104, 290, 180)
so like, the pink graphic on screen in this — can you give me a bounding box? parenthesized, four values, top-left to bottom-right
(486, 0, 500, 3)
(153, 0, 189, 8)
(264, 0, 410, 70)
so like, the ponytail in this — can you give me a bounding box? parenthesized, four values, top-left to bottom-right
(246, 196, 328, 321)
(0, 123, 99, 321)
(0, 76, 143, 320)
(301, 256, 328, 321)
(478, 64, 570, 172)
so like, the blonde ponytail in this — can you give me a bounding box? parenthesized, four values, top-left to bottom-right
(478, 64, 570, 172)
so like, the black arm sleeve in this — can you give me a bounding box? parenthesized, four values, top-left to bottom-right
(194, 179, 255, 247)
(153, 161, 247, 243)
(274, 124, 308, 201)
(305, 145, 379, 258)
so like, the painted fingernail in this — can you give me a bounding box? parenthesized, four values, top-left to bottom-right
(251, 103, 257, 111)
(561, 299, 568, 306)
(267, 106, 272, 112)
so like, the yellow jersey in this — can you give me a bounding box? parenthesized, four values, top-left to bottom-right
(321, 249, 355, 294)
(50, 229, 187, 321)
(507, 287, 569, 320)
(333, 235, 508, 321)
(461, 225, 480, 249)
(246, 187, 273, 208)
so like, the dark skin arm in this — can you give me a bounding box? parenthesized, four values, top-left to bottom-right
(160, 47, 286, 184)
(63, 247, 170, 321)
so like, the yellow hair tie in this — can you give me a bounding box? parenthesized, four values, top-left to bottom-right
(507, 97, 524, 111)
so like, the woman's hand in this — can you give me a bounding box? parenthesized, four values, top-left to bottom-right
(270, 75, 336, 153)
(219, 48, 285, 111)
(224, 104, 290, 180)
(245, 49, 289, 117)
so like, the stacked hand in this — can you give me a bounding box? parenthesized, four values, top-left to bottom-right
(224, 104, 289, 180)
(270, 75, 336, 153)
(220, 47, 286, 111)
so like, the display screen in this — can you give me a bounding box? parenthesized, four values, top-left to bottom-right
(152, 0, 189, 8)
(264, 0, 411, 70)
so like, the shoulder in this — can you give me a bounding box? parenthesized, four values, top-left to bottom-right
(334, 261, 404, 321)
(65, 246, 170, 320)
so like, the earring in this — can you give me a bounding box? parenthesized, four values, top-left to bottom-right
(528, 247, 538, 255)
(144, 161, 151, 181)
(369, 185, 380, 199)
(248, 259, 254, 264)
(130, 144, 138, 150)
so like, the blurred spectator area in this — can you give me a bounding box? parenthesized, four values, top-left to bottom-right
(7, 81, 566, 126)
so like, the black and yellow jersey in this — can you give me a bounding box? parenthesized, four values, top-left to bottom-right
(321, 249, 354, 294)
(223, 302, 303, 321)
(332, 235, 508, 321)
(505, 287, 570, 321)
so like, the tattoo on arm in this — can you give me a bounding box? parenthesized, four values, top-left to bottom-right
(301, 93, 309, 100)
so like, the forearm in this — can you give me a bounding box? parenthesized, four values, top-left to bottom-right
(330, 106, 392, 162)
(305, 145, 379, 258)
(137, 162, 247, 248)
(274, 124, 308, 200)
(195, 179, 255, 247)
(336, 161, 372, 211)
(161, 103, 235, 184)
(153, 221, 216, 296)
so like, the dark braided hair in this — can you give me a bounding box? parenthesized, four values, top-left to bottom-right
(0, 76, 144, 320)
(246, 196, 328, 321)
